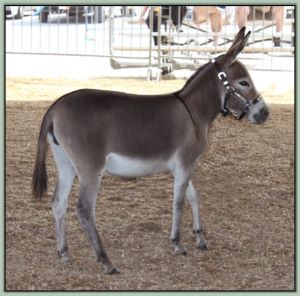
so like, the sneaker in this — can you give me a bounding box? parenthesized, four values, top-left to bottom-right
(273, 37, 281, 47)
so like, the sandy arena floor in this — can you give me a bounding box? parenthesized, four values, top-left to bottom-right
(5, 77, 294, 290)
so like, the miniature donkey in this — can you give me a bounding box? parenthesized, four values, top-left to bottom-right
(32, 27, 269, 274)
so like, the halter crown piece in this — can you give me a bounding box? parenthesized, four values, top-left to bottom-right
(211, 59, 262, 120)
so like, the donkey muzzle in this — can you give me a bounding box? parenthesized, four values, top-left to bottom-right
(247, 97, 269, 124)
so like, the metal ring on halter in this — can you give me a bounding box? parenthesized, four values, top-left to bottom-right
(217, 71, 227, 80)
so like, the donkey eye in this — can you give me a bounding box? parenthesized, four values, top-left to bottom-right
(239, 80, 250, 87)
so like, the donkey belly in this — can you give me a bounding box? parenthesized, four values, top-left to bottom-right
(105, 153, 173, 177)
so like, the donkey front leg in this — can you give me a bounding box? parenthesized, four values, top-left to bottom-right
(186, 181, 208, 250)
(76, 174, 119, 274)
(171, 167, 191, 255)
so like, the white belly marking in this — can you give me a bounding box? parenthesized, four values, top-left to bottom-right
(105, 153, 173, 177)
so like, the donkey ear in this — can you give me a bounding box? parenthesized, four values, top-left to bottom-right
(219, 27, 251, 68)
(230, 26, 247, 48)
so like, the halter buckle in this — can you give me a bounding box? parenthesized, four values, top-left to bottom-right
(218, 71, 227, 81)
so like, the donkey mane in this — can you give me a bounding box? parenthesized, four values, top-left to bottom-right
(180, 62, 211, 90)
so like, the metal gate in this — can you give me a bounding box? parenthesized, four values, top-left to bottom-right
(6, 5, 295, 80)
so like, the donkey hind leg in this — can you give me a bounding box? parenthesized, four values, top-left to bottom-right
(50, 141, 76, 262)
(170, 167, 191, 255)
(76, 171, 119, 274)
(186, 181, 208, 250)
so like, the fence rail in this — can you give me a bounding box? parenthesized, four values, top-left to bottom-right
(6, 5, 294, 79)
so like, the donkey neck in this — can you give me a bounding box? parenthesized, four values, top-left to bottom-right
(177, 62, 224, 135)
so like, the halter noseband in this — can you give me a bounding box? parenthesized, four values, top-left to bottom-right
(212, 59, 262, 120)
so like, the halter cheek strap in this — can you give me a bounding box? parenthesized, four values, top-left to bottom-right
(212, 59, 235, 116)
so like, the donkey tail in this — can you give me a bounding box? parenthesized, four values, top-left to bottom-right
(32, 111, 53, 200)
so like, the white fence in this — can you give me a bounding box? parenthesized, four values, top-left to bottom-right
(6, 5, 295, 79)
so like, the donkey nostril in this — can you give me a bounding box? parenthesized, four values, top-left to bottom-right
(263, 110, 269, 117)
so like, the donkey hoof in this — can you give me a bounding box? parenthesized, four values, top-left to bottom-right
(174, 245, 187, 256)
(103, 265, 120, 275)
(197, 243, 208, 251)
(58, 251, 72, 263)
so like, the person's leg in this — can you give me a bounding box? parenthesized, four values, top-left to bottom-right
(272, 6, 284, 46)
(193, 6, 222, 45)
(236, 6, 250, 29)
(146, 13, 159, 45)
(209, 12, 222, 45)
(193, 6, 209, 25)
(272, 6, 284, 33)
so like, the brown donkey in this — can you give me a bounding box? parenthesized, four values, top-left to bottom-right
(32, 27, 269, 274)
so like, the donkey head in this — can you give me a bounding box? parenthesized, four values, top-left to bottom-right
(215, 27, 269, 124)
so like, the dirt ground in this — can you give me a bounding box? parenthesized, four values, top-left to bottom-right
(5, 77, 294, 291)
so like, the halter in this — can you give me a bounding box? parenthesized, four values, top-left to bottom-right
(212, 59, 262, 120)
